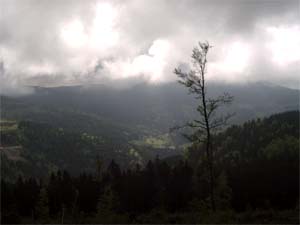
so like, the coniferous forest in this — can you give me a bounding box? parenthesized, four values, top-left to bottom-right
(1, 110, 299, 224)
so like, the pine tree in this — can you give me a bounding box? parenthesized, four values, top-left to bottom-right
(97, 187, 117, 213)
(35, 187, 50, 223)
(215, 172, 232, 210)
(96, 186, 126, 223)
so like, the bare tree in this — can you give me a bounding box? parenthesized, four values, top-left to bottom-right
(173, 41, 233, 211)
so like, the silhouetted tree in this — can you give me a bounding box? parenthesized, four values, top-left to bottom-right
(35, 187, 49, 223)
(96, 186, 126, 223)
(174, 41, 233, 211)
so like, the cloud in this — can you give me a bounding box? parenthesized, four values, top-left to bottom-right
(0, 62, 33, 96)
(98, 39, 171, 82)
(0, 0, 299, 95)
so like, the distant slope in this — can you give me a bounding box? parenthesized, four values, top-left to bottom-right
(1, 82, 299, 132)
(1, 108, 298, 182)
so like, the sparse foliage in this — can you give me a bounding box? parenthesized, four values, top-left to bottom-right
(173, 41, 234, 211)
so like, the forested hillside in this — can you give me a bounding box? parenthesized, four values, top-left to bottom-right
(1, 119, 179, 180)
(1, 82, 298, 179)
(1, 111, 299, 224)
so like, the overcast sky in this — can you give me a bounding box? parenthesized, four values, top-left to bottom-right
(0, 0, 299, 95)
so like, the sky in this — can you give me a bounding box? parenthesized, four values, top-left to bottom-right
(0, 0, 299, 95)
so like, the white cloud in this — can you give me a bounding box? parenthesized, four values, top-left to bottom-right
(266, 25, 300, 66)
(0, 0, 299, 95)
(100, 39, 171, 82)
(211, 41, 252, 81)
(60, 19, 88, 49)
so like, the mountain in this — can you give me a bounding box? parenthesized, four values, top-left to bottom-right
(1, 82, 299, 131)
(1, 82, 299, 178)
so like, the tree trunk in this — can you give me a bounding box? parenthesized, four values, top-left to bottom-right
(206, 132, 216, 211)
(201, 65, 216, 212)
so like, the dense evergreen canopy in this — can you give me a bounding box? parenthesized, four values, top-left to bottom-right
(1, 111, 299, 223)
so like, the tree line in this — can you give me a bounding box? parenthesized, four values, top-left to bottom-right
(2, 139, 299, 224)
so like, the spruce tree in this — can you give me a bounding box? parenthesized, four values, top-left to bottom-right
(35, 187, 50, 223)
